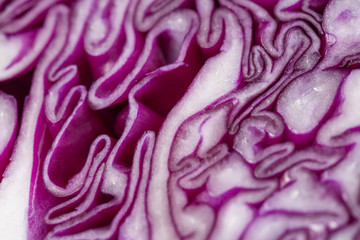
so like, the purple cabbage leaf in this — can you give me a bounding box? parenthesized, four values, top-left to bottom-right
(0, 0, 360, 240)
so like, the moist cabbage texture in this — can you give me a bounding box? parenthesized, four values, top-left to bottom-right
(0, 0, 360, 239)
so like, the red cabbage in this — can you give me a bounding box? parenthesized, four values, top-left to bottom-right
(0, 0, 359, 239)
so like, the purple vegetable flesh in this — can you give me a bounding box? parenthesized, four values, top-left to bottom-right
(0, 0, 360, 240)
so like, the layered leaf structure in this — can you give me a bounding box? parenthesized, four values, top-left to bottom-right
(0, 0, 360, 239)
